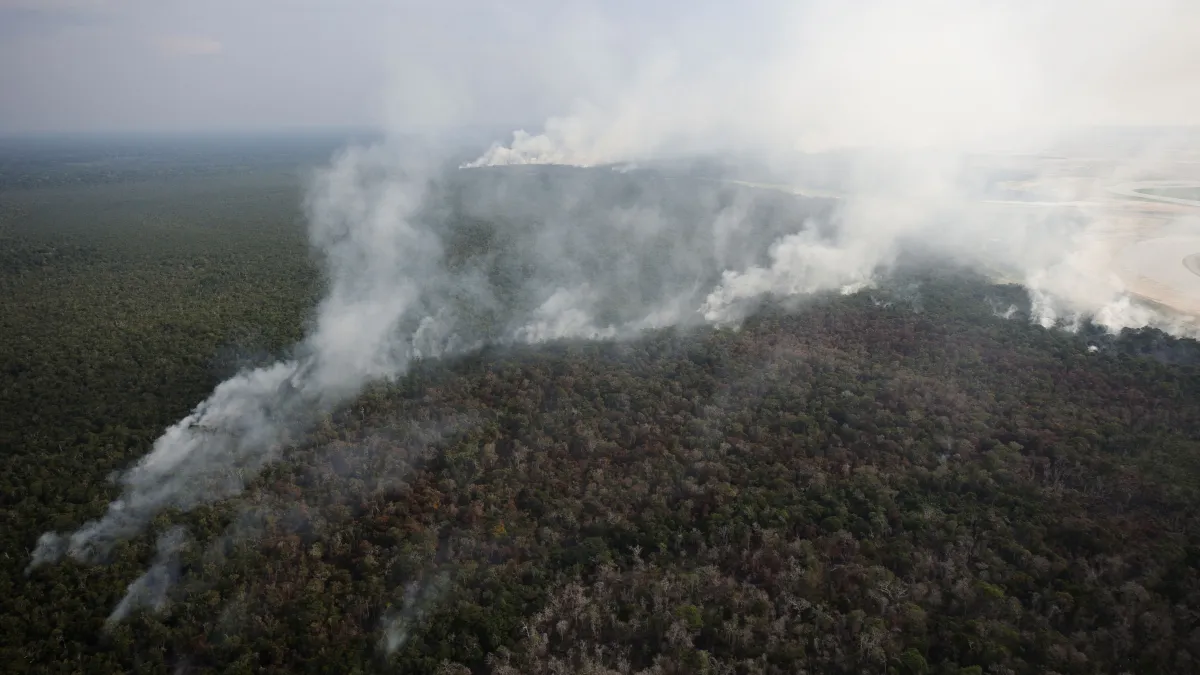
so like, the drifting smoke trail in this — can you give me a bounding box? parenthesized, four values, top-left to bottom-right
(29, 362, 306, 567)
(29, 144, 445, 569)
(465, 0, 1200, 335)
(27, 0, 1200, 631)
(107, 527, 190, 625)
(379, 573, 451, 655)
(26, 138, 830, 585)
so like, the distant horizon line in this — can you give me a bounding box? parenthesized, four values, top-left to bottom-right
(4, 123, 1197, 137)
(0, 123, 542, 141)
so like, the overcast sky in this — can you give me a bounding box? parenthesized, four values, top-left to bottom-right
(0, 0, 725, 134)
(1, 0, 1197, 137)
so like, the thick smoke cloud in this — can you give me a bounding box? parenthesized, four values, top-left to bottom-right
(468, 0, 1200, 332)
(30, 362, 304, 566)
(28, 0, 1200, 633)
(26, 143, 832, 582)
(471, 0, 1200, 163)
(28, 144, 448, 570)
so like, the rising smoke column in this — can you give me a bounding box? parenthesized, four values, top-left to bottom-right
(106, 527, 190, 625)
(29, 141, 453, 569)
(28, 0, 1200, 622)
(26, 137, 823, 579)
(465, 0, 1200, 333)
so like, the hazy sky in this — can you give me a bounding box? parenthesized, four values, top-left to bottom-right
(0, 0, 720, 134)
(0, 0, 407, 133)
(2, 0, 1198, 136)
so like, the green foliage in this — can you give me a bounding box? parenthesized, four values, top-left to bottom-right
(4, 146, 1200, 674)
(897, 648, 929, 674)
(674, 603, 704, 630)
(977, 581, 1006, 599)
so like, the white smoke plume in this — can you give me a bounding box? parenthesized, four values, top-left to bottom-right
(468, 1, 1200, 161)
(379, 573, 451, 655)
(467, 0, 1200, 332)
(26, 140, 826, 581)
(29, 362, 303, 567)
(30, 143, 448, 569)
(27, 0, 1200, 634)
(106, 527, 190, 625)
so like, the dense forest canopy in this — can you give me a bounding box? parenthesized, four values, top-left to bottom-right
(2, 139, 1200, 674)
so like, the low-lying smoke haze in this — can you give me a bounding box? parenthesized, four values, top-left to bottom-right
(467, 0, 1200, 331)
(25, 0, 1200, 633)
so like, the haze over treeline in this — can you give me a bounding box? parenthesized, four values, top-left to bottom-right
(27, 0, 1200, 579)
(7, 151, 1200, 672)
(8, 0, 1200, 672)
